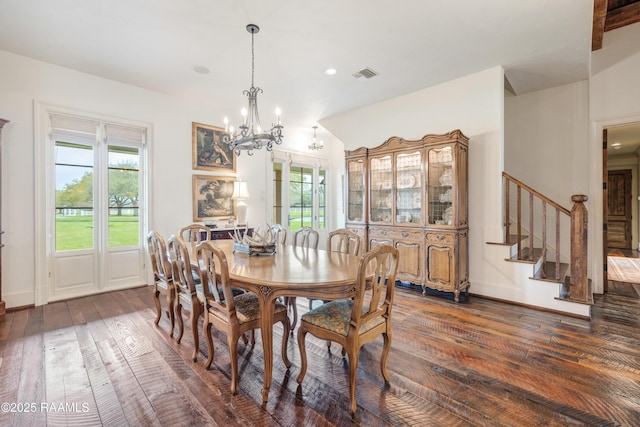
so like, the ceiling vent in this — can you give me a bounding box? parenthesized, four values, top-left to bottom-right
(352, 67, 378, 79)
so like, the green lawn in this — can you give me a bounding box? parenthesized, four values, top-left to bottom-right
(56, 215, 139, 251)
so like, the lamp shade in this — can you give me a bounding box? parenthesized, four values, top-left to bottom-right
(232, 181, 250, 199)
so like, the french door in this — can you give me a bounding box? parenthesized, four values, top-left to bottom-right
(45, 111, 147, 302)
(271, 152, 328, 246)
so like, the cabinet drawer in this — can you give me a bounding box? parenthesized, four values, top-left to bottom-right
(369, 227, 423, 241)
(426, 231, 455, 244)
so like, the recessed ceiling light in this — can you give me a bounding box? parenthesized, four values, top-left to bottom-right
(193, 65, 210, 74)
(611, 142, 622, 149)
(325, 68, 337, 76)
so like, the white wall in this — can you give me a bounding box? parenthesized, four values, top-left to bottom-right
(0, 49, 339, 308)
(505, 81, 590, 201)
(321, 66, 510, 299)
(590, 21, 640, 293)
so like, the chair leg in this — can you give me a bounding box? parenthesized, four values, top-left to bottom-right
(175, 299, 184, 344)
(190, 310, 199, 362)
(347, 346, 361, 417)
(280, 317, 291, 368)
(380, 332, 391, 383)
(296, 327, 308, 384)
(286, 297, 298, 331)
(153, 287, 162, 326)
(167, 288, 176, 337)
(204, 320, 215, 369)
(228, 332, 240, 395)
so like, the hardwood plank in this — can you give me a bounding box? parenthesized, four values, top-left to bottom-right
(14, 306, 46, 427)
(0, 310, 28, 427)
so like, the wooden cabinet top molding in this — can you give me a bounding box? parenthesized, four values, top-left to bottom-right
(362, 130, 469, 154)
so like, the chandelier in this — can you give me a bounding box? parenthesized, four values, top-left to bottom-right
(223, 24, 283, 156)
(308, 126, 324, 150)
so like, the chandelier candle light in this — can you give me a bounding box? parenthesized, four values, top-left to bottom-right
(308, 125, 324, 150)
(223, 24, 283, 156)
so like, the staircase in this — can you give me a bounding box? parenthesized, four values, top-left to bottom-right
(485, 173, 593, 319)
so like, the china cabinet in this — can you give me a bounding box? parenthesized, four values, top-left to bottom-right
(345, 130, 469, 301)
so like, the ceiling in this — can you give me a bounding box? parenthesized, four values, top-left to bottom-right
(0, 1, 637, 142)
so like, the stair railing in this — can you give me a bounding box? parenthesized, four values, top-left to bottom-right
(503, 172, 589, 302)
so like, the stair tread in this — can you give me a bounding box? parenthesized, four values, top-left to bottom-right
(487, 234, 529, 246)
(530, 261, 569, 282)
(505, 247, 543, 264)
(557, 277, 594, 306)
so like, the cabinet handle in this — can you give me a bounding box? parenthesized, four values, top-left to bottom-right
(380, 230, 387, 236)
(401, 232, 409, 238)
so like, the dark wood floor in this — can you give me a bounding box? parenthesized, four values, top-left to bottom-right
(0, 282, 638, 426)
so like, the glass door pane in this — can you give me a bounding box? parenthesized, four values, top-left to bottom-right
(108, 145, 140, 247)
(55, 142, 94, 251)
(395, 151, 422, 224)
(346, 159, 365, 222)
(369, 155, 392, 223)
(318, 169, 326, 229)
(289, 166, 313, 231)
(427, 145, 453, 225)
(272, 162, 284, 225)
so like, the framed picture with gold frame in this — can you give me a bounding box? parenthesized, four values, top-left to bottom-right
(192, 122, 235, 172)
(192, 175, 236, 221)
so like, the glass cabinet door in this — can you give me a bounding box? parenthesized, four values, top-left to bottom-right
(369, 155, 393, 223)
(346, 158, 365, 222)
(395, 150, 422, 225)
(427, 145, 454, 225)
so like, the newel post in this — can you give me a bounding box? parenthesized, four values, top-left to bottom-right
(569, 194, 588, 301)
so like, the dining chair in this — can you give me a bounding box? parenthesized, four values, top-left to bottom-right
(296, 244, 399, 418)
(147, 230, 175, 336)
(179, 223, 210, 243)
(327, 228, 361, 256)
(309, 228, 363, 312)
(292, 226, 319, 249)
(167, 234, 205, 362)
(196, 240, 292, 394)
(269, 223, 287, 245)
(286, 226, 320, 330)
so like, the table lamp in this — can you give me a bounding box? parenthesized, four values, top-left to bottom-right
(232, 180, 250, 226)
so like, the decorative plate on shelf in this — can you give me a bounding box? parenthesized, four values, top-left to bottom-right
(397, 173, 416, 189)
(412, 192, 421, 208)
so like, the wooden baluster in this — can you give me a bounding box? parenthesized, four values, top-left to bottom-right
(570, 195, 589, 301)
(529, 192, 534, 261)
(517, 186, 522, 259)
(556, 209, 561, 281)
(542, 201, 547, 278)
(505, 176, 510, 241)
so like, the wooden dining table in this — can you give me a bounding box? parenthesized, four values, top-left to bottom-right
(189, 239, 361, 403)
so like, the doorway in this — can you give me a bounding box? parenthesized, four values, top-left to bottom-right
(604, 122, 640, 288)
(36, 105, 149, 304)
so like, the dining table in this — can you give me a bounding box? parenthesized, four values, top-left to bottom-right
(189, 239, 361, 403)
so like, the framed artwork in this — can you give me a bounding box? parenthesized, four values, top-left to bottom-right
(192, 175, 236, 221)
(192, 122, 236, 172)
